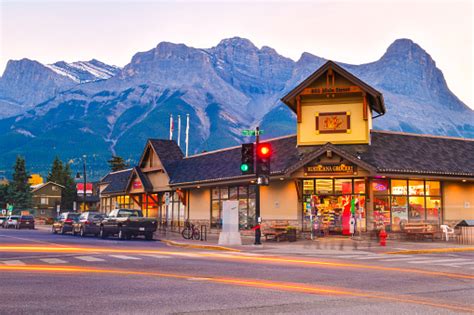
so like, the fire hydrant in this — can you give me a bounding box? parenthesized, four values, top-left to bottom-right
(379, 229, 387, 246)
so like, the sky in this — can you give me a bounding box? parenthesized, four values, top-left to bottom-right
(0, 0, 473, 107)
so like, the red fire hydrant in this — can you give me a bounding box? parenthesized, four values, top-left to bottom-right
(379, 229, 387, 246)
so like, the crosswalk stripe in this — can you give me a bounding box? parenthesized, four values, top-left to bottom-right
(140, 254, 171, 259)
(75, 256, 105, 262)
(408, 259, 470, 264)
(448, 261, 474, 266)
(1, 260, 25, 265)
(40, 258, 67, 264)
(354, 256, 385, 260)
(380, 257, 433, 262)
(109, 255, 141, 260)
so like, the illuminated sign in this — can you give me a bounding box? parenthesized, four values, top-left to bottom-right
(315, 112, 351, 134)
(132, 180, 142, 189)
(305, 164, 355, 175)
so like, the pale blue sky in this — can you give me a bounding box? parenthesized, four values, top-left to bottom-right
(1, 0, 472, 107)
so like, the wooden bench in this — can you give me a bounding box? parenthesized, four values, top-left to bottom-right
(263, 222, 289, 242)
(402, 222, 438, 241)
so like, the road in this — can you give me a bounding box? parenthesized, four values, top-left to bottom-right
(0, 227, 473, 314)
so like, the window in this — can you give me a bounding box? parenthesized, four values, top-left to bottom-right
(372, 179, 442, 231)
(210, 185, 256, 229)
(334, 179, 352, 195)
(40, 197, 48, 205)
(316, 179, 333, 194)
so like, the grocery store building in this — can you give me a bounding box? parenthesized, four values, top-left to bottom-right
(99, 61, 474, 235)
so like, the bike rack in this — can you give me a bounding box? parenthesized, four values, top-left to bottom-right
(200, 225, 207, 241)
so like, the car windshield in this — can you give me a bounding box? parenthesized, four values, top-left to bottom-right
(21, 216, 33, 220)
(118, 210, 143, 218)
(67, 214, 80, 219)
(10, 216, 20, 219)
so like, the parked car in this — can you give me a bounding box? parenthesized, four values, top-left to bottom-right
(4, 215, 20, 229)
(99, 209, 157, 240)
(0, 216, 7, 227)
(16, 215, 35, 229)
(52, 212, 80, 234)
(72, 212, 104, 237)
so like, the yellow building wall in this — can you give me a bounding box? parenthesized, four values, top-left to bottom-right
(443, 182, 474, 221)
(260, 180, 298, 220)
(189, 188, 211, 221)
(298, 98, 371, 145)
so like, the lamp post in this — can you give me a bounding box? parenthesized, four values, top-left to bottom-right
(75, 155, 87, 212)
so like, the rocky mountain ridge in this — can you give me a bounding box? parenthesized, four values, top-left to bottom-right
(0, 37, 472, 179)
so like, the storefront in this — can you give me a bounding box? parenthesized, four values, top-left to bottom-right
(99, 61, 474, 236)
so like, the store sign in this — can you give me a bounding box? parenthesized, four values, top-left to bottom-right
(315, 112, 350, 134)
(132, 180, 142, 189)
(77, 183, 93, 195)
(305, 163, 356, 175)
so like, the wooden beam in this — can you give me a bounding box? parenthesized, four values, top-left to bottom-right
(148, 193, 158, 205)
(363, 92, 368, 120)
(296, 95, 302, 123)
(130, 195, 142, 207)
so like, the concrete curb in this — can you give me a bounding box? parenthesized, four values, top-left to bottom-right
(385, 247, 474, 255)
(159, 239, 241, 252)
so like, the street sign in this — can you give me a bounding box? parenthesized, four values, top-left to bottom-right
(7, 204, 13, 211)
(241, 129, 264, 136)
(165, 192, 170, 206)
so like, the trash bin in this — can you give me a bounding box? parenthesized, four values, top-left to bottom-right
(455, 220, 474, 245)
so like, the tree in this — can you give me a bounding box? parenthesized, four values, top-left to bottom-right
(47, 157, 77, 210)
(47, 156, 64, 183)
(61, 163, 76, 210)
(10, 156, 32, 209)
(0, 184, 11, 209)
(108, 155, 129, 172)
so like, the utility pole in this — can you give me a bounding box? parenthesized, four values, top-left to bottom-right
(254, 126, 261, 245)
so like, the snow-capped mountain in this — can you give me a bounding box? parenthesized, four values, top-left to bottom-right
(46, 59, 120, 83)
(0, 37, 472, 179)
(0, 58, 120, 118)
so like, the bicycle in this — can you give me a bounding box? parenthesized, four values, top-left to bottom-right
(181, 221, 200, 240)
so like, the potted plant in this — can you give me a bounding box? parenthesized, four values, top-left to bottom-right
(286, 226, 297, 242)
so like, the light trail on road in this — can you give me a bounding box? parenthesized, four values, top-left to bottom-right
(0, 264, 472, 313)
(1, 245, 473, 280)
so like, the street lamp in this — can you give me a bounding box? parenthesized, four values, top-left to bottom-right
(75, 155, 87, 212)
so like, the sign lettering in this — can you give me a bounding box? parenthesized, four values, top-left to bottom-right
(305, 164, 356, 175)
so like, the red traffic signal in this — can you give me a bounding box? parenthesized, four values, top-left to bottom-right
(257, 143, 272, 158)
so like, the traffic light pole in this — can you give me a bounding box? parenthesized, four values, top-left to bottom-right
(254, 126, 261, 245)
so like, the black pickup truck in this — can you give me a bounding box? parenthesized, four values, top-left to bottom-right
(99, 209, 157, 240)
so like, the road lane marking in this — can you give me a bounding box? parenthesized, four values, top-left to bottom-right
(408, 259, 470, 264)
(379, 257, 433, 262)
(0, 265, 473, 313)
(0, 234, 69, 247)
(1, 260, 26, 265)
(109, 255, 141, 260)
(40, 258, 67, 264)
(353, 256, 386, 260)
(75, 256, 105, 262)
(446, 261, 474, 266)
(140, 254, 171, 259)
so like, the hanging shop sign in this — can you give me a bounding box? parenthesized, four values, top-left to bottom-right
(301, 86, 362, 95)
(315, 112, 351, 134)
(305, 163, 356, 175)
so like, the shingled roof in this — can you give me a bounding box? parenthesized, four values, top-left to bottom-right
(167, 131, 474, 186)
(148, 139, 184, 170)
(100, 168, 133, 194)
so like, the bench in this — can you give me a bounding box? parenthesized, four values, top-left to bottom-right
(402, 222, 438, 241)
(263, 222, 289, 242)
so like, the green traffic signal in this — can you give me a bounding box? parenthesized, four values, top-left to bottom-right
(240, 163, 249, 172)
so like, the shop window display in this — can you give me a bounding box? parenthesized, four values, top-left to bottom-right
(210, 185, 256, 229)
(426, 196, 441, 223)
(391, 196, 408, 231)
(408, 196, 425, 222)
(409, 180, 424, 195)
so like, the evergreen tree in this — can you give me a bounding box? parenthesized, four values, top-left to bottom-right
(47, 156, 64, 183)
(108, 156, 129, 172)
(61, 163, 77, 210)
(10, 156, 32, 209)
(47, 157, 77, 210)
(0, 184, 10, 209)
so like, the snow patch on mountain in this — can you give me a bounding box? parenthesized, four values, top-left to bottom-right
(46, 60, 120, 83)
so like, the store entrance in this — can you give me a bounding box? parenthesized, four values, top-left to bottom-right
(302, 178, 367, 236)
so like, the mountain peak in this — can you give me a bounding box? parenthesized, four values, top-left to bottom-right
(215, 37, 258, 51)
(382, 38, 433, 63)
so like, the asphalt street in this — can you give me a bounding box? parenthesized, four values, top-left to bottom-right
(0, 227, 473, 314)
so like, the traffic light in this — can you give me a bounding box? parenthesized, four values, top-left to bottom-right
(256, 143, 272, 176)
(241, 143, 254, 175)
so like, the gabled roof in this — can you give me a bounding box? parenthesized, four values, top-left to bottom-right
(281, 60, 386, 115)
(100, 168, 133, 194)
(31, 181, 65, 193)
(148, 139, 184, 169)
(126, 166, 153, 192)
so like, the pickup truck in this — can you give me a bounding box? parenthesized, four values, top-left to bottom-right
(99, 209, 157, 240)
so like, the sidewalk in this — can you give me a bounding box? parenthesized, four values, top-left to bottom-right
(155, 229, 474, 255)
